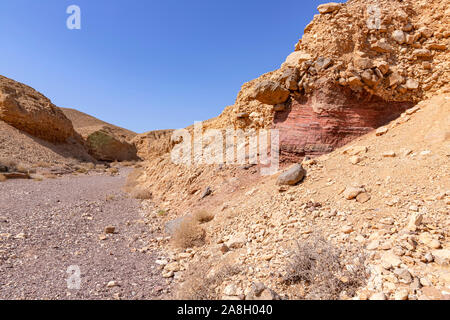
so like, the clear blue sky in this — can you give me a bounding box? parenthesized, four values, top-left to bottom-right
(0, 0, 328, 133)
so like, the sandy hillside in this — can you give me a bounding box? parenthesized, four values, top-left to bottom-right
(61, 107, 137, 141)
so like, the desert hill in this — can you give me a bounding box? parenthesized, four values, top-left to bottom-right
(61, 107, 137, 141)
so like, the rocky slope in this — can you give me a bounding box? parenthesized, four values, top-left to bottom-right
(139, 91, 450, 301)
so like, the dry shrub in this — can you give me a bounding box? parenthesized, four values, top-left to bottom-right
(83, 162, 96, 170)
(0, 174, 6, 182)
(15, 163, 30, 173)
(43, 173, 57, 179)
(32, 174, 44, 182)
(121, 160, 136, 167)
(178, 262, 241, 300)
(95, 164, 107, 170)
(34, 161, 52, 168)
(124, 168, 144, 192)
(131, 187, 152, 200)
(76, 167, 88, 174)
(157, 210, 167, 217)
(283, 235, 368, 300)
(172, 218, 206, 249)
(194, 210, 215, 223)
(107, 167, 119, 174)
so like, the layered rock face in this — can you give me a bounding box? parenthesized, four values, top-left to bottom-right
(132, 129, 174, 161)
(0, 76, 76, 143)
(274, 79, 414, 161)
(203, 0, 449, 162)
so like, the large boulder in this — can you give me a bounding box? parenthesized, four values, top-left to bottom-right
(85, 127, 138, 162)
(282, 51, 312, 68)
(317, 2, 342, 14)
(251, 80, 290, 105)
(277, 164, 306, 185)
(0, 76, 76, 142)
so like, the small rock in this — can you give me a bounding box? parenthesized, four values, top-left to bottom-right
(223, 284, 241, 297)
(405, 79, 419, 90)
(418, 27, 433, 39)
(394, 268, 413, 284)
(392, 30, 406, 44)
(342, 225, 353, 234)
(382, 151, 396, 158)
(394, 289, 409, 300)
(162, 271, 174, 278)
(107, 281, 120, 288)
(343, 186, 365, 200)
(343, 146, 368, 156)
(317, 2, 342, 14)
(226, 234, 247, 249)
(356, 193, 371, 203)
(376, 127, 388, 136)
(349, 156, 362, 165)
(220, 244, 230, 254)
(105, 226, 116, 234)
(407, 213, 423, 231)
(369, 292, 387, 300)
(371, 39, 393, 53)
(164, 262, 180, 272)
(413, 49, 432, 58)
(381, 252, 402, 269)
(367, 240, 380, 250)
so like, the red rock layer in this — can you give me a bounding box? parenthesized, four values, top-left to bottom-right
(273, 81, 413, 162)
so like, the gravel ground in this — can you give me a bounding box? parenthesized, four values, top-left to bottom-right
(0, 168, 170, 300)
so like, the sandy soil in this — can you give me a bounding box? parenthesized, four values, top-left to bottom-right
(0, 168, 170, 300)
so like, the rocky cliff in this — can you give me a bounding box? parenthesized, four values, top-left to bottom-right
(0, 76, 77, 143)
(204, 0, 449, 161)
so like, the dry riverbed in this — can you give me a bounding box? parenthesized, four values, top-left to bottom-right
(0, 168, 170, 300)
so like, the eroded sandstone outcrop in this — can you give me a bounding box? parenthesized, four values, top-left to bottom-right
(273, 78, 413, 161)
(203, 0, 449, 161)
(0, 76, 77, 143)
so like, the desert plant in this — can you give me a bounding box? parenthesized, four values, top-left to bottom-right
(283, 235, 368, 300)
(15, 163, 30, 173)
(131, 187, 152, 200)
(194, 210, 215, 223)
(107, 167, 119, 174)
(178, 262, 241, 300)
(172, 218, 206, 249)
(123, 168, 144, 192)
(83, 162, 96, 170)
(0, 174, 6, 182)
(157, 210, 167, 217)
